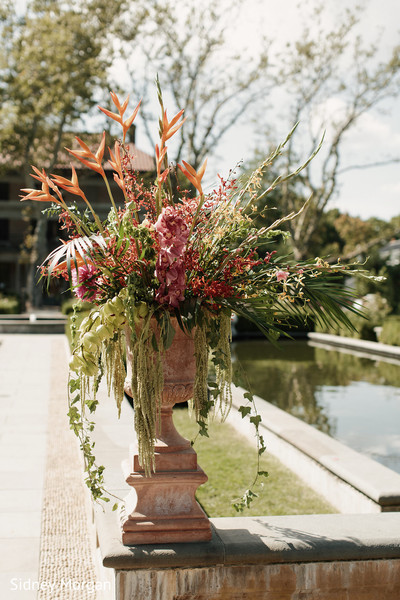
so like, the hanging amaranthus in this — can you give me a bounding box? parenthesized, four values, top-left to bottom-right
(214, 312, 233, 420)
(126, 316, 164, 476)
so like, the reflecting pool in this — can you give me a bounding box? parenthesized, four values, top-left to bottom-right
(232, 340, 400, 474)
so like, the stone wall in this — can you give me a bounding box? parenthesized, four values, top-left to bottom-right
(94, 511, 400, 600)
(116, 559, 400, 600)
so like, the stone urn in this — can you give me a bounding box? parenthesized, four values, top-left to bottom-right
(121, 319, 212, 545)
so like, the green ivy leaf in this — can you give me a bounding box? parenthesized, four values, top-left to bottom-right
(86, 399, 98, 413)
(258, 470, 269, 478)
(239, 405, 252, 418)
(207, 381, 219, 388)
(197, 420, 210, 438)
(70, 393, 80, 405)
(69, 378, 81, 392)
(250, 415, 261, 427)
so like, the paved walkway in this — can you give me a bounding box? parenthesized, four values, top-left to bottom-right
(0, 334, 101, 599)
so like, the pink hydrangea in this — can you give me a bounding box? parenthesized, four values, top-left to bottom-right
(71, 263, 99, 301)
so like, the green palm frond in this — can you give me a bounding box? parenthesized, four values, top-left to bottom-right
(221, 296, 285, 343)
(220, 271, 364, 339)
(273, 277, 363, 332)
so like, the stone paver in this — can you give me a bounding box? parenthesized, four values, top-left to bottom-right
(0, 334, 52, 598)
(0, 334, 101, 599)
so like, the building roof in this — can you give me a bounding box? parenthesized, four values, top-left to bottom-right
(109, 142, 155, 173)
(0, 136, 155, 174)
(56, 140, 155, 174)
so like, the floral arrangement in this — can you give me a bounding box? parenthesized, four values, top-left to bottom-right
(21, 84, 366, 508)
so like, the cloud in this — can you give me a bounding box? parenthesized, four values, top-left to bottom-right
(346, 112, 400, 154)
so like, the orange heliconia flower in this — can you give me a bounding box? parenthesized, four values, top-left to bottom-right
(155, 143, 168, 182)
(155, 143, 167, 166)
(51, 166, 86, 200)
(98, 92, 141, 143)
(20, 167, 63, 205)
(66, 132, 106, 177)
(108, 141, 125, 193)
(160, 109, 186, 143)
(177, 158, 208, 196)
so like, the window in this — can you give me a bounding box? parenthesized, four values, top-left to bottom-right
(0, 219, 9, 242)
(0, 182, 10, 201)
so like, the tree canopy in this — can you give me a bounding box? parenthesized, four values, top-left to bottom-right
(0, 0, 124, 305)
(0, 0, 121, 175)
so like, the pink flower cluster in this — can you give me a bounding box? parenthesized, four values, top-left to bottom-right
(154, 206, 189, 307)
(71, 263, 99, 301)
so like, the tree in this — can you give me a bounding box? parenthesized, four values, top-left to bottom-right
(332, 213, 399, 261)
(115, 0, 271, 171)
(332, 213, 400, 313)
(0, 0, 123, 306)
(253, 3, 400, 261)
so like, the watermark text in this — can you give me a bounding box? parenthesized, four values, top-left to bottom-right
(10, 577, 111, 594)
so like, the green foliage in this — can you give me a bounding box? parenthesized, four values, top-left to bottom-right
(61, 298, 94, 316)
(356, 258, 400, 316)
(315, 313, 374, 340)
(0, 293, 20, 314)
(379, 316, 400, 346)
(380, 264, 400, 315)
(0, 1, 115, 168)
(230, 365, 267, 512)
(67, 371, 114, 505)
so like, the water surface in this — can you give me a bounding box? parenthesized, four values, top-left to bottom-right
(232, 340, 400, 474)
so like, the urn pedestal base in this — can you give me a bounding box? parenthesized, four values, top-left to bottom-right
(121, 406, 212, 545)
(121, 463, 211, 545)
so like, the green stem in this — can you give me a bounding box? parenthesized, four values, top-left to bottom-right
(102, 174, 120, 225)
(156, 182, 163, 218)
(60, 200, 92, 238)
(83, 198, 105, 235)
(188, 192, 205, 237)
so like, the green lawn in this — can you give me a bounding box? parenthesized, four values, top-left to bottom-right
(173, 407, 336, 517)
